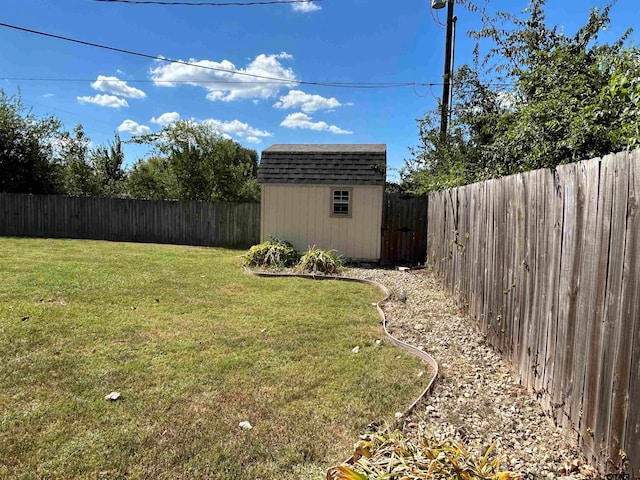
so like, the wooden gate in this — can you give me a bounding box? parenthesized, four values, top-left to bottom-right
(381, 193, 429, 265)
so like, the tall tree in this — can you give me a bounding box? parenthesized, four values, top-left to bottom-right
(57, 124, 98, 196)
(0, 90, 63, 194)
(91, 133, 126, 197)
(126, 156, 178, 200)
(129, 120, 260, 202)
(404, 0, 640, 193)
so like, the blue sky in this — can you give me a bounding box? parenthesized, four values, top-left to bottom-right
(1, 0, 638, 181)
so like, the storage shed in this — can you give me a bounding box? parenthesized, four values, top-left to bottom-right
(258, 144, 386, 262)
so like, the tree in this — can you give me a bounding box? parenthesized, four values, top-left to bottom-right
(0, 90, 63, 194)
(129, 120, 260, 202)
(0, 92, 128, 198)
(91, 133, 127, 197)
(404, 0, 640, 194)
(57, 124, 99, 196)
(598, 48, 640, 151)
(403, 64, 507, 193)
(126, 156, 179, 200)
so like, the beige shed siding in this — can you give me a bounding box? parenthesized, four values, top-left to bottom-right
(260, 184, 383, 261)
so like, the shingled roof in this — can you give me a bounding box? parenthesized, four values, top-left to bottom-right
(258, 144, 386, 185)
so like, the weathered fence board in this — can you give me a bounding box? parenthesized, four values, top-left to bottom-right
(0, 194, 260, 248)
(427, 150, 640, 475)
(595, 153, 629, 465)
(557, 162, 580, 429)
(625, 150, 640, 474)
(582, 155, 616, 459)
(569, 159, 599, 435)
(609, 152, 635, 464)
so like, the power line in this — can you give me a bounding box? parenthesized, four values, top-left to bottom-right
(0, 77, 279, 84)
(93, 0, 321, 5)
(430, 6, 446, 29)
(0, 22, 294, 85)
(0, 76, 450, 88)
(0, 77, 429, 88)
(0, 22, 420, 89)
(0, 77, 516, 88)
(0, 22, 516, 92)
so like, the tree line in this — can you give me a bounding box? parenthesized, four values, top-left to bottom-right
(402, 0, 640, 194)
(0, 91, 260, 202)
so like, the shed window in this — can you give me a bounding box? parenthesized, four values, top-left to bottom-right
(332, 189, 351, 216)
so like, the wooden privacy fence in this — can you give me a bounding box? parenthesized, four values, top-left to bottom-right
(0, 193, 260, 248)
(427, 150, 640, 475)
(381, 193, 429, 265)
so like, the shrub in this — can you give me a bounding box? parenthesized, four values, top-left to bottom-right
(298, 247, 343, 274)
(243, 237, 299, 268)
(327, 427, 517, 479)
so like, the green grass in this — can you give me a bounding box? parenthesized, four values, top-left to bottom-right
(0, 238, 425, 479)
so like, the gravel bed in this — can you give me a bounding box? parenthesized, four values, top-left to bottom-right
(343, 266, 599, 480)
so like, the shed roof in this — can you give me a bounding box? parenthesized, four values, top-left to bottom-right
(258, 144, 386, 185)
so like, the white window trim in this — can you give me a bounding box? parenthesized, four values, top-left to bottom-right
(330, 187, 352, 218)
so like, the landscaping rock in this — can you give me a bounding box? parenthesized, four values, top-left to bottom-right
(344, 266, 596, 479)
(105, 391, 121, 401)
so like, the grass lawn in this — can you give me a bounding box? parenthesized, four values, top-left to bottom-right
(0, 238, 425, 479)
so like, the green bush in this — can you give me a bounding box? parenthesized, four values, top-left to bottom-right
(243, 237, 299, 268)
(298, 247, 343, 274)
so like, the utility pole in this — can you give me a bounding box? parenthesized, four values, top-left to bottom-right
(432, 0, 456, 138)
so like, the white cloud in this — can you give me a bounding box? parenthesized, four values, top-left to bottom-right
(42, 93, 55, 98)
(91, 75, 146, 99)
(496, 91, 518, 111)
(290, 0, 321, 12)
(117, 120, 151, 135)
(149, 53, 297, 102)
(203, 118, 271, 143)
(274, 90, 342, 113)
(77, 94, 129, 109)
(116, 69, 125, 75)
(280, 113, 352, 134)
(151, 111, 181, 126)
